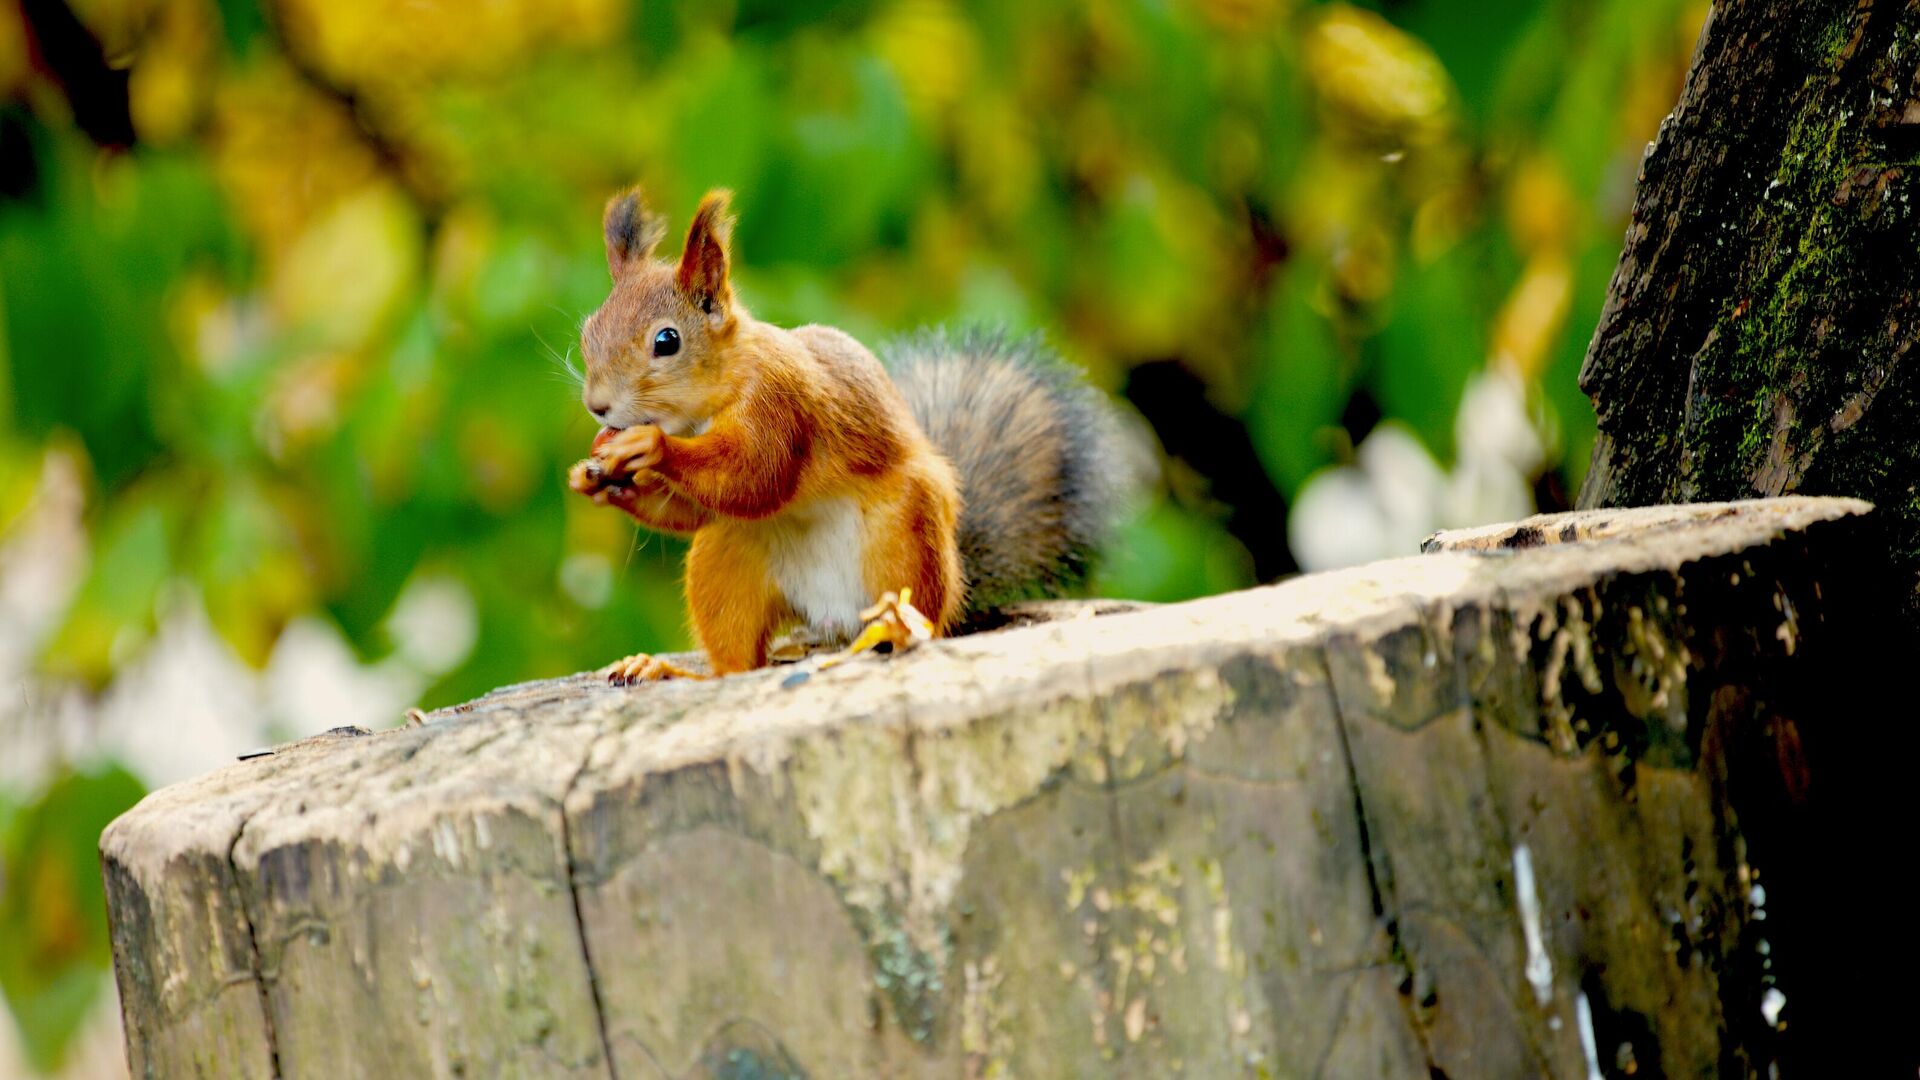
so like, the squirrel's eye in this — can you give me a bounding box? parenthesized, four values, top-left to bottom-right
(652, 327, 681, 358)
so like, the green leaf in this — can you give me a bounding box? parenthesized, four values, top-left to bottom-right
(0, 133, 237, 492)
(1091, 498, 1256, 604)
(1540, 238, 1620, 490)
(1372, 241, 1492, 461)
(672, 44, 775, 203)
(1391, 0, 1556, 123)
(0, 764, 148, 1074)
(1245, 268, 1349, 497)
(212, 0, 267, 54)
(748, 55, 929, 266)
(188, 478, 315, 668)
(40, 492, 179, 688)
(1541, 0, 1696, 205)
(0, 436, 39, 537)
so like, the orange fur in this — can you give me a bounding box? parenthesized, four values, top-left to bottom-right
(684, 529, 787, 672)
(574, 187, 964, 676)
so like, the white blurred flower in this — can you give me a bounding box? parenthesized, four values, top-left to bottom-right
(1441, 455, 1535, 533)
(2, 552, 477, 793)
(263, 616, 423, 743)
(387, 573, 478, 676)
(1290, 423, 1444, 571)
(263, 570, 478, 739)
(0, 450, 92, 791)
(1290, 369, 1547, 572)
(1455, 367, 1544, 476)
(1440, 369, 1542, 530)
(0, 451, 87, 679)
(94, 596, 269, 788)
(1289, 463, 1391, 572)
(1359, 421, 1447, 529)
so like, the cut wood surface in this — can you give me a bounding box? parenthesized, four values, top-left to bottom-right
(103, 496, 1877, 1078)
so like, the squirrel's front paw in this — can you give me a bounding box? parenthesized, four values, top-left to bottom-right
(568, 458, 600, 494)
(599, 425, 664, 476)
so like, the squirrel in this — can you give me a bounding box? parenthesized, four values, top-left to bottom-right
(567, 186, 1131, 681)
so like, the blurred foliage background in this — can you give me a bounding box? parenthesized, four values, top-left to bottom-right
(0, 0, 1702, 1071)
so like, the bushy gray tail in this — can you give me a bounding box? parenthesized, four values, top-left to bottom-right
(884, 328, 1133, 611)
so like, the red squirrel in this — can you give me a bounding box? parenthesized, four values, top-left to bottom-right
(568, 186, 1127, 680)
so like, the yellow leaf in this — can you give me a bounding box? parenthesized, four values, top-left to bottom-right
(1305, 5, 1455, 141)
(1331, 223, 1396, 305)
(212, 58, 385, 260)
(272, 184, 421, 351)
(0, 1, 29, 97)
(127, 0, 217, 146)
(869, 0, 980, 122)
(429, 203, 499, 309)
(277, 0, 626, 91)
(1506, 155, 1575, 255)
(65, 0, 161, 62)
(954, 92, 1040, 225)
(263, 351, 357, 450)
(24, 845, 88, 967)
(1491, 253, 1573, 383)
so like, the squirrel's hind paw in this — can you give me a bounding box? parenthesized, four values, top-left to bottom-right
(603, 653, 709, 684)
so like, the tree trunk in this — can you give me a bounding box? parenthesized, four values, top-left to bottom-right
(101, 497, 1895, 1078)
(1579, 0, 1920, 615)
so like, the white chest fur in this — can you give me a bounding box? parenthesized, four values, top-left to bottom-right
(762, 497, 868, 638)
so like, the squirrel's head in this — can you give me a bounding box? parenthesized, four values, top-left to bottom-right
(579, 187, 738, 436)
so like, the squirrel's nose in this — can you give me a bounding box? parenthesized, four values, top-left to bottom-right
(585, 392, 614, 420)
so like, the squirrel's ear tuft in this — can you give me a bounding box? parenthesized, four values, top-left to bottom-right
(604, 186, 667, 277)
(676, 189, 734, 321)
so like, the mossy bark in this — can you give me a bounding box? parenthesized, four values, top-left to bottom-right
(1580, 0, 1920, 614)
(100, 498, 1893, 1078)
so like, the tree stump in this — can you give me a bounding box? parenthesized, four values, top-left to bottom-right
(103, 496, 1886, 1078)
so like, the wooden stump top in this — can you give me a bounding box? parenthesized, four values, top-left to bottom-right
(103, 496, 1871, 1078)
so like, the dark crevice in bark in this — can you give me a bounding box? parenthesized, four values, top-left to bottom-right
(1317, 643, 1444, 1077)
(1451, 595, 1572, 1080)
(560, 741, 622, 1080)
(226, 813, 284, 1079)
